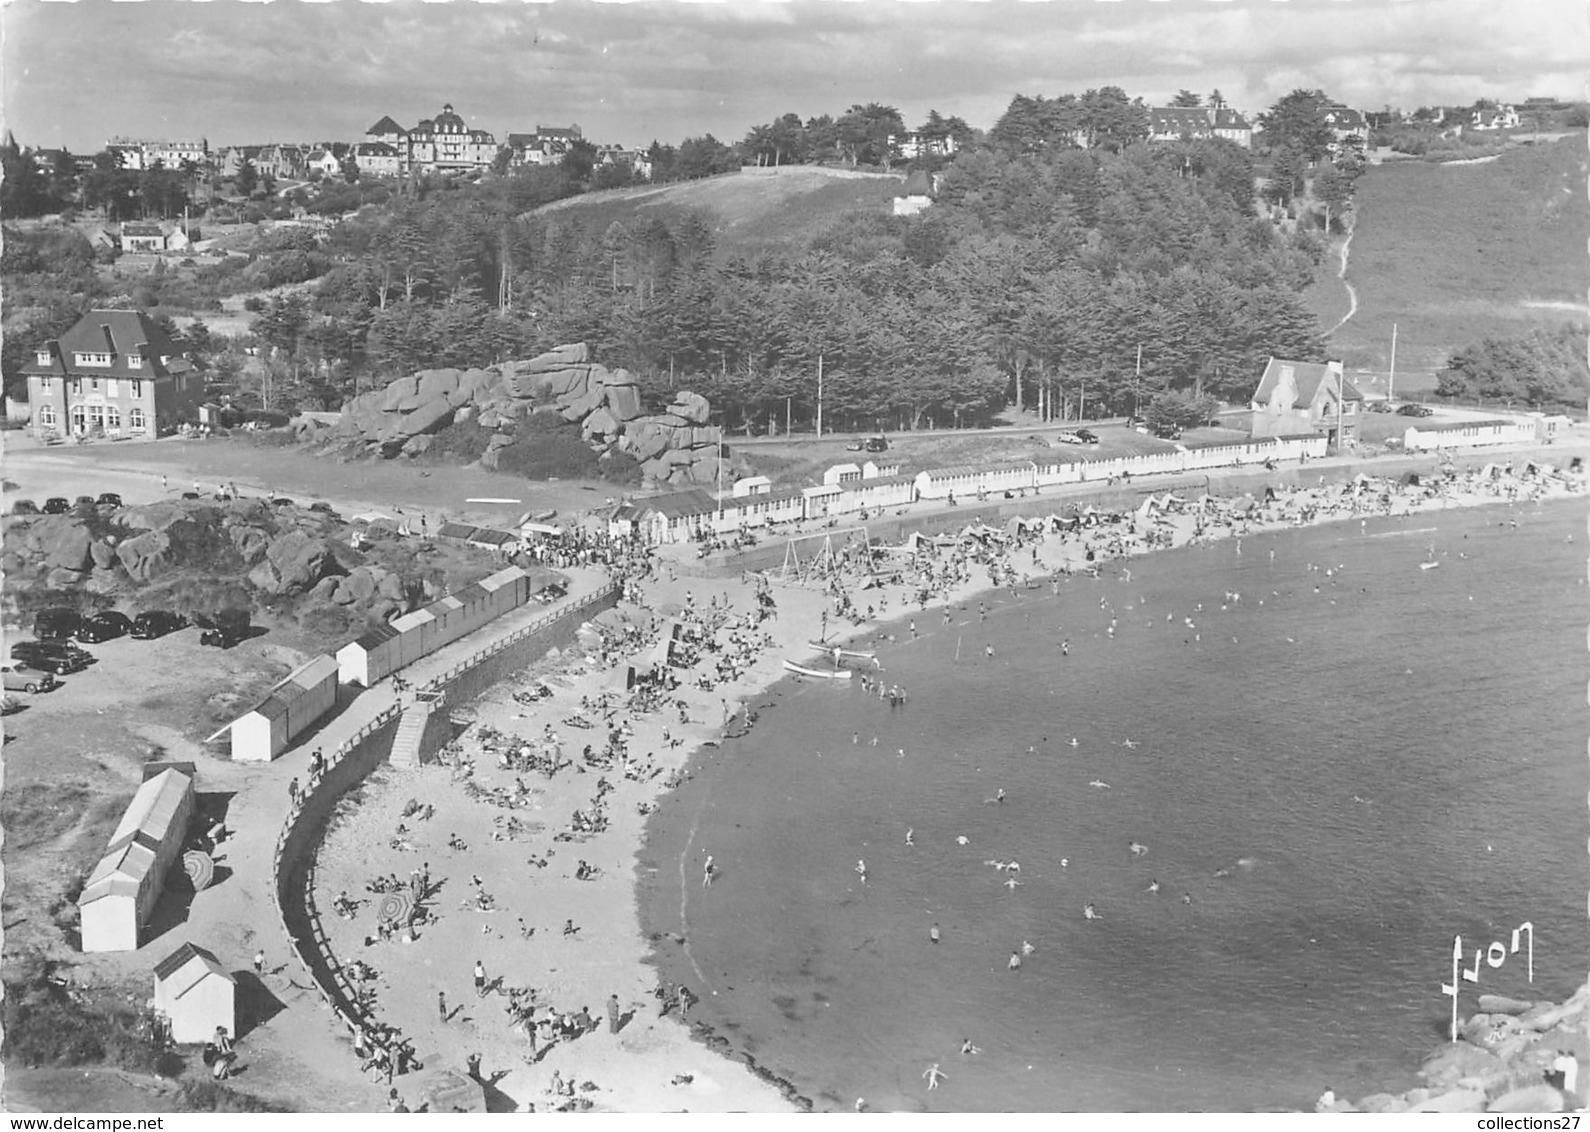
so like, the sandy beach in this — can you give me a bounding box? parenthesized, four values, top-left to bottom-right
(298, 455, 1586, 1112)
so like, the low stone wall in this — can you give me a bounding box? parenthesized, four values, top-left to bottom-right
(269, 585, 621, 1050)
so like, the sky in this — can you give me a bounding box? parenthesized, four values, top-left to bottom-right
(1, 0, 1582, 153)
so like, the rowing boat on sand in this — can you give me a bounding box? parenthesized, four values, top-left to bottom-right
(783, 660, 855, 679)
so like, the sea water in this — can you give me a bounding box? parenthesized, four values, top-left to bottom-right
(638, 498, 1587, 1112)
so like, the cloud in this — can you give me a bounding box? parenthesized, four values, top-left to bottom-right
(1, 0, 1579, 152)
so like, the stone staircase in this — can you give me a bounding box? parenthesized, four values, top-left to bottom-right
(389, 701, 432, 770)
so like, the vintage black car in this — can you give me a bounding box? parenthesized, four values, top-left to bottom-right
(74, 611, 133, 643)
(130, 610, 189, 639)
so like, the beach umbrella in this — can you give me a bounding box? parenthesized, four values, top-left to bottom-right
(377, 892, 412, 926)
(182, 849, 214, 892)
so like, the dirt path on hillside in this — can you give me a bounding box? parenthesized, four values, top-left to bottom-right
(1327, 222, 1359, 336)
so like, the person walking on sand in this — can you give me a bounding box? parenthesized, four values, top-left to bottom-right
(253, 949, 266, 975)
(437, 990, 449, 1022)
(702, 855, 715, 887)
(606, 993, 622, 1033)
(474, 959, 487, 997)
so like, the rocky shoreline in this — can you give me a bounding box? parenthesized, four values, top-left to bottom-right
(1324, 987, 1590, 1113)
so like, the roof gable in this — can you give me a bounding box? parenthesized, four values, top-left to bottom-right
(366, 115, 408, 136)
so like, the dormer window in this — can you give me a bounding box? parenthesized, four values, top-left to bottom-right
(128, 354, 144, 369)
(75, 351, 113, 367)
(35, 349, 51, 366)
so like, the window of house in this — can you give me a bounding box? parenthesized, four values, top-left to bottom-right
(90, 378, 100, 390)
(105, 405, 121, 432)
(128, 355, 143, 369)
(131, 380, 143, 398)
(38, 376, 51, 391)
(129, 407, 147, 432)
(106, 379, 118, 397)
(37, 405, 55, 428)
(70, 405, 86, 433)
(74, 351, 113, 367)
(35, 349, 51, 366)
(72, 378, 82, 395)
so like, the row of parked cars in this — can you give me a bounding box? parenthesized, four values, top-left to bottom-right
(3, 607, 253, 696)
(11, 493, 123, 516)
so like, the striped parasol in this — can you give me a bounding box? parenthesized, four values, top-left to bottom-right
(376, 892, 412, 926)
(182, 850, 214, 892)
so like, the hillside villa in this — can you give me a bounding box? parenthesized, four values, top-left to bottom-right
(1147, 101, 1253, 148)
(22, 309, 203, 440)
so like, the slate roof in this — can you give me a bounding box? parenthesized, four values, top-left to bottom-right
(23, 309, 192, 381)
(1253, 357, 1363, 409)
(366, 115, 408, 137)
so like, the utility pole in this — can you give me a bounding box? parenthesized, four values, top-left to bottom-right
(815, 353, 824, 438)
(1134, 344, 1143, 419)
(1387, 322, 1398, 403)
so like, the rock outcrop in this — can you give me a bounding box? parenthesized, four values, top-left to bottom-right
(325, 344, 728, 486)
(1335, 983, 1590, 1114)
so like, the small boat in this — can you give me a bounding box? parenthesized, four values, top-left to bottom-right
(783, 660, 854, 679)
(1419, 560, 1440, 571)
(807, 642, 878, 660)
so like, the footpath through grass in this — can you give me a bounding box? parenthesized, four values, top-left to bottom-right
(1312, 137, 1588, 389)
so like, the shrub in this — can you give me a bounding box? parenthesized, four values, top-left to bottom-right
(175, 1080, 293, 1113)
(494, 430, 600, 480)
(242, 296, 266, 313)
(422, 415, 493, 464)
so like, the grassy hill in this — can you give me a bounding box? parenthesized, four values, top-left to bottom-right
(533, 165, 905, 258)
(1305, 137, 1588, 395)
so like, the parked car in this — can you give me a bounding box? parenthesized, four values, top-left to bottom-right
(1056, 431, 1084, 445)
(42, 497, 71, 514)
(200, 627, 248, 649)
(1074, 428, 1100, 444)
(96, 492, 123, 508)
(74, 611, 133, 643)
(10, 499, 38, 515)
(10, 639, 92, 675)
(34, 608, 83, 640)
(2, 662, 58, 694)
(1396, 403, 1434, 417)
(1152, 423, 1183, 440)
(1368, 401, 1393, 413)
(130, 610, 189, 639)
(864, 436, 889, 453)
(73, 495, 97, 509)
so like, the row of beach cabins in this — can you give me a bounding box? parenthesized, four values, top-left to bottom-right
(612, 435, 1330, 546)
(82, 565, 557, 958)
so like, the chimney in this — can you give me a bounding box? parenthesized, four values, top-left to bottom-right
(100, 323, 116, 353)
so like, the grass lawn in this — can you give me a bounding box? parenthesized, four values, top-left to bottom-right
(1308, 136, 1588, 392)
(534, 165, 904, 260)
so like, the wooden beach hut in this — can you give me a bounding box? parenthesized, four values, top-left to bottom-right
(78, 768, 195, 952)
(152, 941, 235, 1043)
(228, 654, 338, 762)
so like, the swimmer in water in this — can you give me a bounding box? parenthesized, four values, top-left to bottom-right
(1008, 951, 1022, 969)
(855, 859, 868, 883)
(1003, 878, 1023, 892)
(956, 836, 970, 846)
(1083, 903, 1101, 921)
(961, 1039, 981, 1055)
(905, 828, 914, 846)
(923, 1063, 947, 1090)
(929, 923, 941, 944)
(1146, 879, 1160, 894)
(1068, 737, 1079, 747)
(1021, 940, 1036, 956)
(1129, 841, 1148, 857)
(1183, 893, 1193, 905)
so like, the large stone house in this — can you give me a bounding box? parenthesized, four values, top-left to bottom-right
(22, 309, 202, 440)
(504, 125, 582, 168)
(1147, 103, 1254, 148)
(1249, 357, 1362, 448)
(406, 104, 497, 172)
(353, 141, 403, 179)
